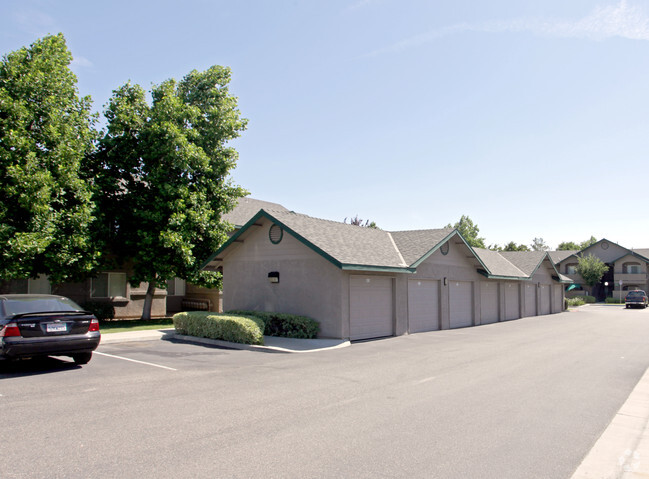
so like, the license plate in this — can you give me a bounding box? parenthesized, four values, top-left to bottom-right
(47, 323, 67, 333)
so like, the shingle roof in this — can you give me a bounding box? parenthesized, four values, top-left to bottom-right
(390, 229, 455, 266)
(548, 250, 578, 265)
(499, 251, 547, 276)
(264, 210, 408, 269)
(473, 248, 527, 278)
(223, 197, 288, 228)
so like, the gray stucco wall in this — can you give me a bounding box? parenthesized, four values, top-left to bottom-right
(221, 218, 345, 338)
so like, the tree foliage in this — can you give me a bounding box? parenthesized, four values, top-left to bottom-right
(576, 253, 609, 287)
(0, 34, 98, 283)
(344, 215, 378, 229)
(531, 237, 549, 251)
(89, 66, 247, 319)
(502, 241, 530, 252)
(558, 236, 597, 251)
(445, 215, 486, 249)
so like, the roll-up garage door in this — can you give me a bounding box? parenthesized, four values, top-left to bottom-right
(480, 282, 499, 325)
(450, 281, 473, 329)
(350, 276, 393, 340)
(504, 283, 520, 321)
(408, 280, 440, 333)
(524, 284, 536, 317)
(539, 284, 551, 315)
(553, 285, 563, 313)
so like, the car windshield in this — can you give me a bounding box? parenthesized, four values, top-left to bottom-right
(627, 292, 644, 298)
(2, 297, 84, 317)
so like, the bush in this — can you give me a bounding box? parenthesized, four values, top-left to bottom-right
(605, 297, 622, 304)
(227, 310, 320, 339)
(82, 301, 115, 321)
(172, 312, 264, 345)
(567, 297, 585, 307)
(583, 295, 597, 303)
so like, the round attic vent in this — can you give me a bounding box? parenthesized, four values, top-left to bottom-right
(269, 224, 283, 244)
(440, 242, 449, 255)
(601, 242, 609, 250)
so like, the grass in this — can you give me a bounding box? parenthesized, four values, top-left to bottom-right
(99, 318, 174, 334)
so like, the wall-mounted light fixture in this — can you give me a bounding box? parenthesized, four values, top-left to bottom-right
(268, 271, 280, 284)
(443, 277, 448, 286)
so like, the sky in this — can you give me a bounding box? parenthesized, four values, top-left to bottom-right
(2, 0, 649, 250)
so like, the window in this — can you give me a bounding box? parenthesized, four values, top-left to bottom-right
(167, 278, 186, 296)
(28, 275, 51, 294)
(623, 262, 642, 274)
(91, 272, 127, 298)
(566, 264, 578, 275)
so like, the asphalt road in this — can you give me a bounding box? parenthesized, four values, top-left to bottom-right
(2, 305, 649, 479)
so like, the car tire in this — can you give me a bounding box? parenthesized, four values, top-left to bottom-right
(72, 352, 92, 365)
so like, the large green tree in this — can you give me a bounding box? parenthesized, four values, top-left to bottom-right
(0, 34, 98, 284)
(89, 67, 247, 319)
(445, 215, 486, 249)
(576, 253, 609, 289)
(558, 236, 598, 251)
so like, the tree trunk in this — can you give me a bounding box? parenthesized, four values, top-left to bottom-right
(141, 278, 157, 320)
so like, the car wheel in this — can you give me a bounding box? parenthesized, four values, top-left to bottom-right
(72, 352, 92, 365)
(626, 304, 630, 309)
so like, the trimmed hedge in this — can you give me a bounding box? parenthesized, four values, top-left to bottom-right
(172, 312, 265, 345)
(82, 301, 115, 321)
(583, 295, 597, 303)
(605, 297, 623, 304)
(227, 310, 320, 339)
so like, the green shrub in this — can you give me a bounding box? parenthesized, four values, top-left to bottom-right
(567, 297, 585, 307)
(82, 301, 115, 321)
(605, 297, 622, 304)
(583, 295, 596, 303)
(227, 310, 320, 339)
(172, 311, 264, 345)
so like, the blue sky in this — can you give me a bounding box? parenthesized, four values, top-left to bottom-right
(2, 0, 649, 249)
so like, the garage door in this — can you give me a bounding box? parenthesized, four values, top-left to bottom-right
(480, 282, 499, 325)
(450, 281, 473, 329)
(408, 280, 440, 333)
(553, 285, 563, 313)
(524, 284, 536, 317)
(504, 283, 520, 321)
(539, 284, 551, 315)
(350, 276, 393, 340)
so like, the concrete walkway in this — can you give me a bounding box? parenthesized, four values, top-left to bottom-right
(571, 365, 649, 478)
(99, 328, 350, 353)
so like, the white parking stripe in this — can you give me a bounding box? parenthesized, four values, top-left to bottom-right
(95, 351, 177, 371)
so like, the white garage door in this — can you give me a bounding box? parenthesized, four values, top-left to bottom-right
(480, 282, 499, 325)
(524, 284, 536, 317)
(350, 276, 393, 340)
(408, 280, 440, 333)
(553, 285, 563, 313)
(504, 283, 520, 321)
(450, 281, 473, 329)
(539, 284, 551, 315)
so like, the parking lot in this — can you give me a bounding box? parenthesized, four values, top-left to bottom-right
(2, 305, 649, 478)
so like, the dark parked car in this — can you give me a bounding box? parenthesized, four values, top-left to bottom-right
(625, 290, 649, 309)
(0, 294, 100, 364)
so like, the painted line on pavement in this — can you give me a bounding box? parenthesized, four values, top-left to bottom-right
(95, 351, 177, 371)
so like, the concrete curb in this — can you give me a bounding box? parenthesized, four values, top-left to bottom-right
(100, 328, 350, 353)
(571, 366, 649, 478)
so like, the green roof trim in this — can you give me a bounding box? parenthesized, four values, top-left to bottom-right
(477, 269, 532, 281)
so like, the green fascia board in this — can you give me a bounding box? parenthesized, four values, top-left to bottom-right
(541, 252, 564, 280)
(202, 209, 413, 273)
(609, 250, 649, 264)
(477, 269, 531, 282)
(410, 229, 491, 274)
(553, 275, 573, 284)
(341, 264, 415, 274)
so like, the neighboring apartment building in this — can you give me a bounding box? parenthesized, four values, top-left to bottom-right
(550, 239, 649, 301)
(0, 197, 288, 318)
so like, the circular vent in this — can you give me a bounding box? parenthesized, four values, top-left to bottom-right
(269, 224, 283, 244)
(601, 242, 609, 250)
